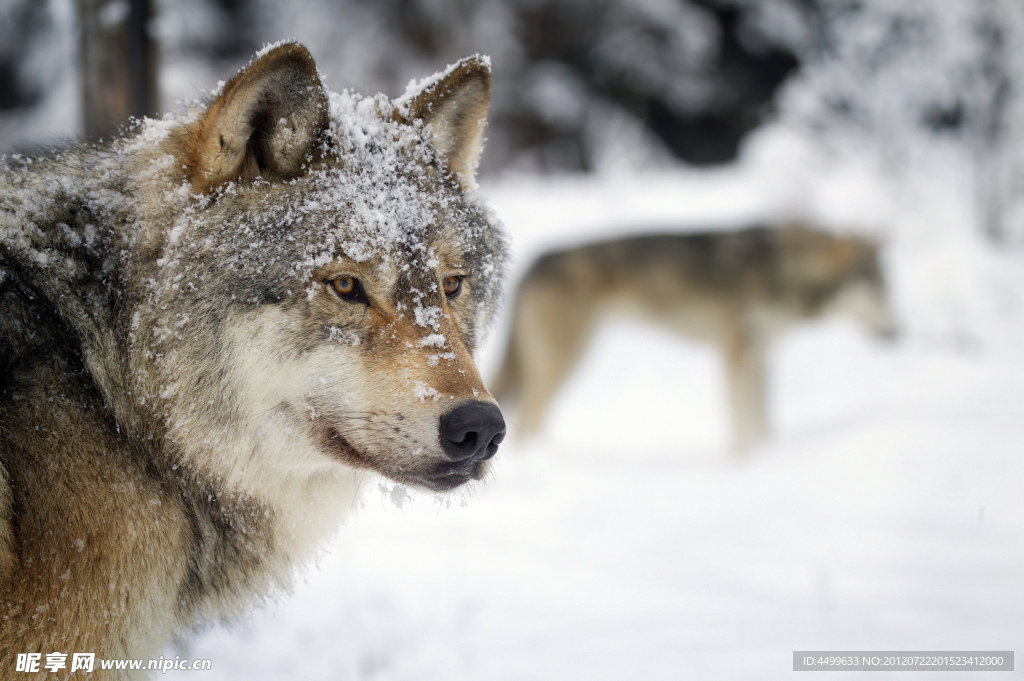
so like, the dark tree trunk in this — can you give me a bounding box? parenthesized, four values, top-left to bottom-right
(80, 0, 158, 141)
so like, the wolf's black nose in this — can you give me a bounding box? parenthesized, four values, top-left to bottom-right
(439, 402, 506, 462)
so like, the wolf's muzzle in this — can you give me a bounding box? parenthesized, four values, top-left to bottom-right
(439, 402, 506, 462)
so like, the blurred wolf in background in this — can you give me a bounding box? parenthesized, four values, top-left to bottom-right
(493, 225, 896, 453)
(0, 42, 507, 674)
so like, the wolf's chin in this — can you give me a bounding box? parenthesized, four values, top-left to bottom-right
(375, 459, 488, 493)
(409, 467, 484, 492)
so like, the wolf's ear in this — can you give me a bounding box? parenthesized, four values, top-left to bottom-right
(398, 56, 491, 190)
(184, 43, 329, 193)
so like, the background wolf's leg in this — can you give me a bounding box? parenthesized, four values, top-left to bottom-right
(725, 324, 768, 454)
(512, 283, 597, 438)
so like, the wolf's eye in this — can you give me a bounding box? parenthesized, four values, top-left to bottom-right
(443, 276, 463, 298)
(328, 276, 366, 304)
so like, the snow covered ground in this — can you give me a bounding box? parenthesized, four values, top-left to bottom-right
(166, 135, 1024, 680)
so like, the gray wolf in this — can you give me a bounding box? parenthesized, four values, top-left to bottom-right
(492, 225, 895, 452)
(0, 42, 507, 676)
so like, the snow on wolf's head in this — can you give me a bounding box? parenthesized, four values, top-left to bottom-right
(130, 43, 508, 495)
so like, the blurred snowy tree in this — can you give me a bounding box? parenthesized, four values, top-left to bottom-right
(777, 0, 1024, 242)
(0, 0, 809, 172)
(1, 0, 1021, 239)
(0, 0, 78, 148)
(245, 0, 811, 173)
(0, 1, 47, 113)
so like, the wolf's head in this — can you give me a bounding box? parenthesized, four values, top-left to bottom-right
(127, 44, 508, 494)
(781, 227, 897, 339)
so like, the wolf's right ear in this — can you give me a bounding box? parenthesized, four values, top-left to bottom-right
(183, 43, 329, 193)
(397, 56, 492, 190)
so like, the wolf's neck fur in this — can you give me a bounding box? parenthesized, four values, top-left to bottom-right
(170, 458, 364, 626)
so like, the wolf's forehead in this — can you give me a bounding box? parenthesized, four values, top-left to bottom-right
(188, 88, 499, 285)
(323, 89, 435, 185)
(295, 191, 470, 267)
(280, 92, 455, 267)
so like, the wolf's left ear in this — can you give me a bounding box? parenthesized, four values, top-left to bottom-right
(183, 43, 329, 193)
(398, 56, 491, 190)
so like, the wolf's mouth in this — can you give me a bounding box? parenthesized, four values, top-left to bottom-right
(320, 425, 485, 492)
(320, 426, 372, 470)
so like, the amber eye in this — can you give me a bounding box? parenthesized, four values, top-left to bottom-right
(443, 276, 462, 298)
(333, 277, 356, 296)
(328, 276, 366, 303)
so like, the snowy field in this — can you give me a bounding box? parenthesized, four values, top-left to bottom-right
(167, 136, 1024, 680)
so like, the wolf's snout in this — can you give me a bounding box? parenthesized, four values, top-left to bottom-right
(439, 402, 506, 462)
